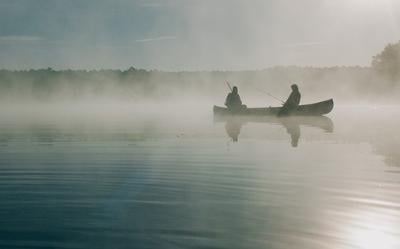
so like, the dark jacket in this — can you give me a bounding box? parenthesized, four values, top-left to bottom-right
(225, 93, 242, 109)
(283, 90, 301, 109)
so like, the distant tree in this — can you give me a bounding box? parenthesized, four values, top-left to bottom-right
(372, 41, 400, 81)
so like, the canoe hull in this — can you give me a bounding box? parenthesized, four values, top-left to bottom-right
(213, 99, 334, 116)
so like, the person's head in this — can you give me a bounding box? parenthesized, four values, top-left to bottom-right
(291, 84, 298, 91)
(232, 86, 238, 94)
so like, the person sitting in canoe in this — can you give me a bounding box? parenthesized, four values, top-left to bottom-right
(225, 86, 246, 112)
(278, 84, 301, 116)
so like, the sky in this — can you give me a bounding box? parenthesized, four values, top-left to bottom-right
(0, 0, 399, 70)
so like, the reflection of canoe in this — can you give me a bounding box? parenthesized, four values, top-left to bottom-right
(213, 99, 334, 116)
(215, 115, 334, 133)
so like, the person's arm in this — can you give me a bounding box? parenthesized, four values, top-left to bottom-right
(225, 93, 231, 107)
(289, 92, 300, 107)
(296, 93, 301, 106)
(283, 92, 294, 106)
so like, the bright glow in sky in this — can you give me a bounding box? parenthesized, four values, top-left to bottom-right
(0, 0, 399, 70)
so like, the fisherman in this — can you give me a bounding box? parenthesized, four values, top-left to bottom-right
(278, 84, 301, 116)
(225, 86, 245, 112)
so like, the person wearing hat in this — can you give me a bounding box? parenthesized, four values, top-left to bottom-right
(279, 84, 301, 116)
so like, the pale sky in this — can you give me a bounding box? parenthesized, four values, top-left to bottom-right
(0, 0, 399, 70)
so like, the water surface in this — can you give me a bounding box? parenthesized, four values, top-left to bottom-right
(0, 105, 399, 249)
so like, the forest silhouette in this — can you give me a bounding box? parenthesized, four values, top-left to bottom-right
(0, 41, 399, 102)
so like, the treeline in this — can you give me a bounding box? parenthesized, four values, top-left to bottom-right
(0, 41, 399, 102)
(0, 66, 395, 102)
(372, 40, 400, 82)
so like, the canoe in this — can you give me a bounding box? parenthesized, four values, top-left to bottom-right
(213, 99, 334, 116)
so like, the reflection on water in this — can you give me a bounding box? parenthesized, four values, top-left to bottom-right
(221, 116, 333, 147)
(0, 106, 400, 249)
(225, 118, 242, 142)
(281, 118, 300, 147)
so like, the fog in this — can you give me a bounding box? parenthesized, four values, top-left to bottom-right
(1, 1, 400, 108)
(0, 66, 399, 112)
(2, 2, 400, 249)
(0, 0, 399, 70)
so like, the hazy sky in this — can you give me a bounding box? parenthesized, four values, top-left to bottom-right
(0, 0, 399, 70)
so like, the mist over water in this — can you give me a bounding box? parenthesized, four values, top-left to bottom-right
(1, 0, 400, 248)
(1, 97, 400, 249)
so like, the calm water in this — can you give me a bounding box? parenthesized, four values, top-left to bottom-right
(0, 105, 400, 249)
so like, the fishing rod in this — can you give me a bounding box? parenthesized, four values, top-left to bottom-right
(225, 81, 284, 104)
(225, 80, 233, 91)
(253, 86, 285, 104)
